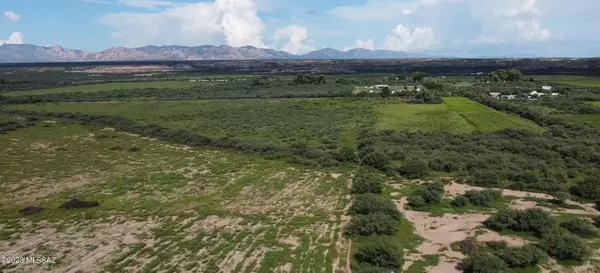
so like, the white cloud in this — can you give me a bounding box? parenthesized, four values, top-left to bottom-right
(355, 38, 375, 50)
(384, 24, 436, 51)
(474, 19, 551, 44)
(101, 0, 265, 47)
(274, 24, 314, 54)
(4, 11, 20, 22)
(0, 32, 25, 45)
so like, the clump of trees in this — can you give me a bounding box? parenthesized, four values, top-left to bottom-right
(292, 74, 326, 85)
(399, 159, 430, 179)
(350, 194, 401, 219)
(410, 72, 426, 82)
(353, 236, 404, 271)
(570, 176, 600, 200)
(484, 208, 554, 235)
(461, 244, 547, 273)
(482, 69, 522, 82)
(452, 189, 502, 207)
(408, 182, 444, 208)
(351, 168, 384, 194)
(361, 151, 391, 171)
(559, 218, 597, 238)
(345, 213, 398, 237)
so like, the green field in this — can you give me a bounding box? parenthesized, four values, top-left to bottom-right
(376, 97, 543, 133)
(531, 75, 600, 87)
(3, 81, 198, 97)
(8, 98, 377, 148)
(0, 120, 352, 272)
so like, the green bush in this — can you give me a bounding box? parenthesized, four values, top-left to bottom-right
(351, 169, 384, 194)
(408, 195, 426, 208)
(336, 146, 358, 162)
(497, 245, 547, 268)
(541, 232, 590, 261)
(560, 218, 598, 238)
(461, 251, 507, 273)
(470, 170, 501, 187)
(464, 189, 502, 206)
(484, 210, 517, 231)
(345, 213, 399, 237)
(484, 208, 555, 235)
(361, 151, 391, 171)
(349, 194, 401, 219)
(399, 159, 430, 179)
(451, 195, 469, 207)
(570, 176, 600, 200)
(354, 236, 404, 270)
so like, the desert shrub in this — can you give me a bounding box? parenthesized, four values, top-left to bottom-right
(20, 206, 44, 216)
(399, 159, 430, 179)
(560, 218, 598, 238)
(464, 189, 502, 206)
(345, 213, 399, 237)
(456, 238, 478, 255)
(451, 195, 469, 207)
(351, 169, 384, 194)
(128, 146, 141, 152)
(361, 151, 391, 171)
(553, 191, 571, 204)
(461, 251, 507, 273)
(570, 176, 600, 200)
(497, 245, 547, 268)
(541, 232, 590, 261)
(426, 181, 445, 194)
(470, 170, 501, 187)
(386, 147, 405, 160)
(594, 217, 600, 227)
(350, 262, 389, 273)
(484, 209, 555, 234)
(419, 188, 441, 204)
(336, 146, 358, 162)
(408, 195, 426, 208)
(59, 198, 99, 209)
(350, 194, 401, 219)
(354, 236, 404, 270)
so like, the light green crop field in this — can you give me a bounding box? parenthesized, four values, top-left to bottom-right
(0, 120, 352, 273)
(376, 97, 543, 133)
(3, 81, 198, 97)
(531, 75, 600, 87)
(9, 98, 377, 148)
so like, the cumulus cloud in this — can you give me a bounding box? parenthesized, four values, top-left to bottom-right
(100, 0, 265, 47)
(0, 32, 25, 45)
(274, 24, 314, 54)
(355, 38, 375, 50)
(384, 24, 436, 51)
(4, 11, 20, 22)
(116, 0, 178, 9)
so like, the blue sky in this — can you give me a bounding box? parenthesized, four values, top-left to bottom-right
(1, 0, 600, 57)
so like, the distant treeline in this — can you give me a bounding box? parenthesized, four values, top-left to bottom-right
(4, 109, 356, 167)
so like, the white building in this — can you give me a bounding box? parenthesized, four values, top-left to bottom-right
(542, 86, 553, 91)
(501, 95, 516, 100)
(374, 85, 389, 89)
(489, 92, 501, 98)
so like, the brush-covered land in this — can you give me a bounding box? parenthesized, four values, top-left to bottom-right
(3, 68, 600, 273)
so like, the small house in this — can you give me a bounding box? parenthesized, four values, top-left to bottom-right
(551, 93, 560, 96)
(374, 85, 389, 89)
(501, 95, 516, 100)
(489, 92, 501, 98)
(542, 86, 553, 91)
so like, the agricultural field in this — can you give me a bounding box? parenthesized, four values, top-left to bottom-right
(8, 98, 378, 148)
(3, 81, 198, 97)
(375, 97, 543, 133)
(531, 75, 600, 87)
(0, 119, 353, 273)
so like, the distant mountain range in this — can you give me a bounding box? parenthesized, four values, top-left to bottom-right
(0, 44, 434, 63)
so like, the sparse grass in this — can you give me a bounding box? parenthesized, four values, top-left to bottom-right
(405, 254, 439, 272)
(3, 81, 197, 97)
(0, 119, 352, 272)
(375, 97, 543, 133)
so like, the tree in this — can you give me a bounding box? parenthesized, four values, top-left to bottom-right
(336, 146, 358, 162)
(506, 69, 522, 82)
(381, 87, 391, 98)
(560, 218, 597, 238)
(541, 232, 590, 261)
(345, 212, 399, 236)
(354, 236, 404, 270)
(410, 72, 426, 82)
(497, 245, 547, 268)
(397, 74, 406, 81)
(399, 160, 430, 179)
(471, 170, 501, 187)
(452, 195, 469, 207)
(361, 151, 391, 171)
(408, 195, 426, 208)
(461, 251, 508, 273)
(349, 194, 401, 219)
(351, 169, 384, 194)
(553, 192, 570, 204)
(570, 176, 600, 200)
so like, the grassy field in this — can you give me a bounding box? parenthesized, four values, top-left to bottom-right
(3, 81, 198, 97)
(531, 75, 600, 87)
(8, 98, 378, 148)
(376, 97, 543, 133)
(0, 119, 352, 273)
